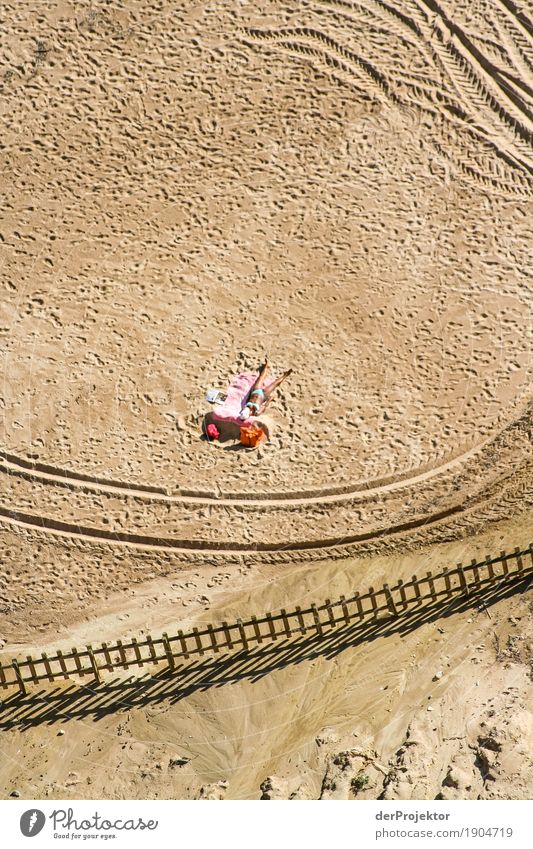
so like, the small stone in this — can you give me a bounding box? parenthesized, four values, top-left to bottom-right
(427, 706, 433, 711)
(0, 639, 6, 649)
(10, 790, 20, 798)
(57, 730, 65, 736)
(433, 671, 443, 681)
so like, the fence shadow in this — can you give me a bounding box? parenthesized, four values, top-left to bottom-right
(1, 574, 529, 732)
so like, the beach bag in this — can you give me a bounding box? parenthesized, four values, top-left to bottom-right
(239, 426, 264, 448)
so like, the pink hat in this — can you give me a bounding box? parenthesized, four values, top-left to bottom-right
(206, 423, 220, 440)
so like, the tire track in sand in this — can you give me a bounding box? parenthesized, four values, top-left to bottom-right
(240, 0, 533, 192)
(0, 403, 530, 558)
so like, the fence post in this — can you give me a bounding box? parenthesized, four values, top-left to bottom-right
(115, 640, 127, 669)
(26, 655, 38, 684)
(56, 650, 69, 679)
(265, 613, 277, 640)
(485, 555, 495, 580)
(87, 645, 101, 684)
(101, 642, 113, 670)
(353, 592, 364, 619)
(41, 652, 53, 682)
(207, 624, 220, 652)
(294, 606, 307, 633)
(500, 550, 509, 576)
(177, 630, 189, 659)
(222, 621, 234, 649)
(514, 546, 524, 573)
(12, 660, 26, 696)
(339, 595, 350, 625)
(0, 664, 7, 689)
(396, 580, 408, 610)
(131, 637, 143, 667)
(72, 647, 83, 676)
(471, 558, 481, 588)
(368, 587, 378, 616)
(192, 628, 205, 656)
(162, 633, 175, 670)
(426, 572, 437, 602)
(441, 569, 452, 597)
(324, 599, 336, 627)
(280, 609, 292, 638)
(145, 635, 157, 664)
(383, 584, 398, 616)
(456, 563, 468, 593)
(412, 575, 422, 604)
(250, 616, 263, 644)
(311, 604, 323, 636)
(236, 620, 248, 650)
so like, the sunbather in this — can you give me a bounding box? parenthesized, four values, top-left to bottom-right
(239, 356, 292, 420)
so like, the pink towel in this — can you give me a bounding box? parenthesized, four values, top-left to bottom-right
(212, 371, 275, 427)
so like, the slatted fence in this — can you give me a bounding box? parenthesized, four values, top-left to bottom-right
(1, 544, 531, 694)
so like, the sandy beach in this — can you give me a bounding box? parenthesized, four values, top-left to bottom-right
(0, 0, 532, 800)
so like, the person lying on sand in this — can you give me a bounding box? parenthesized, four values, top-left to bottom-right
(239, 356, 292, 421)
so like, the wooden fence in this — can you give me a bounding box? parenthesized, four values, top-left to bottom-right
(1, 545, 531, 694)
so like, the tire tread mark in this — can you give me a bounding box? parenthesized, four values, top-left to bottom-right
(242, 26, 400, 104)
(241, 5, 533, 187)
(414, 0, 533, 134)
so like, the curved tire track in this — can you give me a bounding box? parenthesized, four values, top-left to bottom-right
(0, 403, 530, 559)
(1, 400, 530, 506)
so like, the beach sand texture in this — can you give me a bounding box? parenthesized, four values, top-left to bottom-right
(0, 0, 532, 799)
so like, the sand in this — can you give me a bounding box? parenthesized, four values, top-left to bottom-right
(1, 518, 532, 800)
(0, 0, 532, 800)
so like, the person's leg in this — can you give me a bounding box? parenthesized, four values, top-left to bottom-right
(240, 357, 270, 418)
(249, 356, 269, 394)
(263, 368, 292, 402)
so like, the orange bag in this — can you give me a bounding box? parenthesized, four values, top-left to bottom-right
(239, 426, 264, 448)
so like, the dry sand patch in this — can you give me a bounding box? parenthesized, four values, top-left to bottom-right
(0, 519, 531, 801)
(0, 0, 532, 802)
(1, 0, 531, 498)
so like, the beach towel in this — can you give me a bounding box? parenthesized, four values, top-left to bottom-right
(211, 371, 275, 428)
